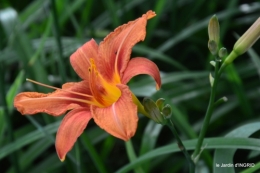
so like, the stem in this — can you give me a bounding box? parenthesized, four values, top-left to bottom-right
(131, 93, 149, 117)
(192, 58, 221, 163)
(167, 119, 195, 173)
(213, 96, 228, 107)
(218, 50, 238, 75)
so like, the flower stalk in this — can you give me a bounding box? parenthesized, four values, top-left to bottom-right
(167, 118, 195, 173)
(192, 15, 223, 162)
(143, 98, 195, 173)
(193, 15, 260, 165)
(192, 55, 221, 163)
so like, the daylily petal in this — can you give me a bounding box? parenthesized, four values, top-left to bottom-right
(62, 82, 78, 89)
(91, 84, 138, 141)
(98, 11, 156, 83)
(122, 57, 161, 90)
(70, 39, 99, 80)
(14, 81, 91, 116)
(56, 108, 91, 161)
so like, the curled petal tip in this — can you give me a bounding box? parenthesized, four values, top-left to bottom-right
(145, 10, 156, 19)
(156, 84, 161, 90)
(59, 157, 65, 162)
(121, 57, 161, 90)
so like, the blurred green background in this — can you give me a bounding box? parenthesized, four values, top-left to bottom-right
(1, 0, 260, 172)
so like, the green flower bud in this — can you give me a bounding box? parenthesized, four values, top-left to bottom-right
(218, 47, 227, 58)
(162, 104, 172, 119)
(208, 40, 218, 55)
(143, 98, 166, 124)
(156, 98, 165, 111)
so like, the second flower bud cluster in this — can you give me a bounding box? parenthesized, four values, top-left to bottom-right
(142, 98, 172, 125)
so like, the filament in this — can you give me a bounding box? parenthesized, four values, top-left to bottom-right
(26, 78, 93, 98)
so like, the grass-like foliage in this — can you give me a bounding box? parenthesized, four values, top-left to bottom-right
(1, 0, 260, 173)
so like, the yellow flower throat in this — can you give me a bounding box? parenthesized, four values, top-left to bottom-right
(89, 58, 121, 107)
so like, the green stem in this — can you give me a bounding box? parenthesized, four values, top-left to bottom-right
(213, 97, 227, 107)
(192, 58, 221, 163)
(218, 50, 238, 75)
(132, 93, 149, 117)
(167, 119, 195, 173)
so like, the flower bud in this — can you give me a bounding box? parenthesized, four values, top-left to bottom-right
(208, 15, 220, 53)
(233, 17, 260, 56)
(218, 47, 227, 58)
(224, 17, 260, 65)
(156, 98, 165, 111)
(162, 104, 172, 119)
(143, 97, 166, 124)
(208, 40, 218, 55)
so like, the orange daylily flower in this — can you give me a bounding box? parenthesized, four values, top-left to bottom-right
(14, 10, 161, 161)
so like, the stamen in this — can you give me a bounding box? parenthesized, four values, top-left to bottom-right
(38, 97, 96, 105)
(26, 78, 60, 90)
(88, 59, 106, 106)
(26, 78, 93, 98)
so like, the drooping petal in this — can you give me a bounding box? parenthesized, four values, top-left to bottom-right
(122, 57, 161, 90)
(91, 84, 138, 141)
(14, 81, 91, 116)
(97, 11, 156, 83)
(70, 39, 99, 80)
(55, 108, 92, 161)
